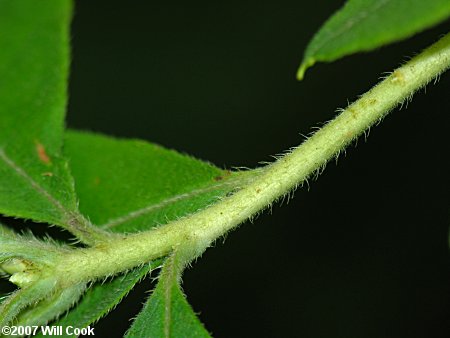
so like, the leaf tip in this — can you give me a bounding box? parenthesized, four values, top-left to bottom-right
(296, 58, 315, 81)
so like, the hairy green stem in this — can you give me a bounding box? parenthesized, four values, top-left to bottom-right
(56, 32, 450, 285)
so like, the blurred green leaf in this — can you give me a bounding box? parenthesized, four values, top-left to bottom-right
(125, 251, 211, 338)
(65, 130, 253, 233)
(297, 0, 450, 79)
(0, 0, 80, 227)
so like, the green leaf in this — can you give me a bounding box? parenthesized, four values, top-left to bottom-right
(0, 1, 82, 229)
(65, 130, 254, 233)
(37, 263, 157, 338)
(0, 5, 92, 324)
(297, 0, 450, 79)
(125, 251, 211, 338)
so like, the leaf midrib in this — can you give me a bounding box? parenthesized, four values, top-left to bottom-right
(100, 171, 257, 230)
(0, 148, 68, 218)
(163, 254, 177, 338)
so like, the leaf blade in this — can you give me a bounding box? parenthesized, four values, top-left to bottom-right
(65, 130, 253, 233)
(298, 0, 450, 79)
(125, 252, 211, 338)
(0, 0, 81, 229)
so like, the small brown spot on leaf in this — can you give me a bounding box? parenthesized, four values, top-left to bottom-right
(256, 188, 261, 193)
(94, 177, 101, 185)
(214, 170, 232, 181)
(42, 172, 53, 177)
(35, 141, 51, 165)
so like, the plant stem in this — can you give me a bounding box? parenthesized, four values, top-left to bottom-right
(56, 32, 450, 284)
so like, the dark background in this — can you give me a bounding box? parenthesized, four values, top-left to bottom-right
(25, 1, 450, 337)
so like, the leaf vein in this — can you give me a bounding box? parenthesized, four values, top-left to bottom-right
(163, 254, 176, 338)
(0, 147, 92, 236)
(0, 148, 68, 217)
(100, 173, 256, 230)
